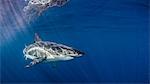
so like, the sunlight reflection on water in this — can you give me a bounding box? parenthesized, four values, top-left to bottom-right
(0, 0, 28, 46)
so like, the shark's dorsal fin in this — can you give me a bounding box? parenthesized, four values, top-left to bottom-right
(34, 33, 42, 43)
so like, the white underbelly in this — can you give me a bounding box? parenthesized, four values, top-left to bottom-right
(46, 55, 74, 61)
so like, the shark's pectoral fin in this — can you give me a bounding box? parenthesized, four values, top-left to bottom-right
(25, 57, 46, 68)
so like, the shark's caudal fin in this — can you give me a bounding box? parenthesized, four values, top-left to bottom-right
(34, 33, 42, 43)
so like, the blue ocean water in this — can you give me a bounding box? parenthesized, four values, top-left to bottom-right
(0, 0, 149, 83)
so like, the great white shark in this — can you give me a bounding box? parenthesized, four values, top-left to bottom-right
(23, 33, 84, 68)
